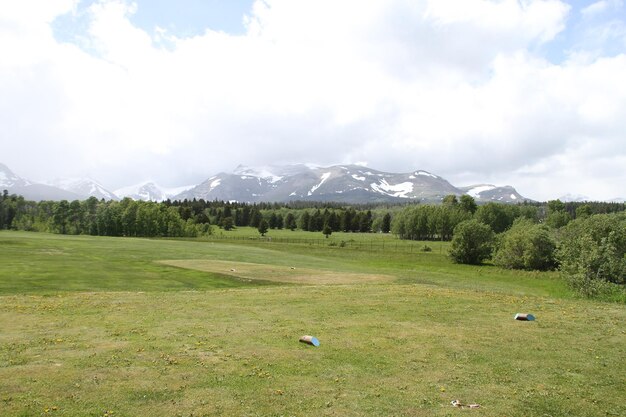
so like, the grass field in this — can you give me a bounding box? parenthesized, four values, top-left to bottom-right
(1, 230, 624, 416)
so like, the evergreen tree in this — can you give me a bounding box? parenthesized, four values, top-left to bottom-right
(323, 223, 332, 238)
(269, 212, 278, 229)
(359, 210, 372, 232)
(240, 205, 251, 226)
(309, 209, 323, 232)
(249, 208, 262, 228)
(341, 209, 353, 232)
(381, 212, 391, 233)
(327, 211, 340, 231)
(299, 211, 311, 231)
(258, 219, 269, 236)
(285, 212, 297, 230)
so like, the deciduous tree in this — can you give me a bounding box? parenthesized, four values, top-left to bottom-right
(449, 219, 494, 265)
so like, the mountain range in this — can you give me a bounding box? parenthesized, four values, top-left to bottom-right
(1, 162, 539, 204)
(176, 164, 530, 203)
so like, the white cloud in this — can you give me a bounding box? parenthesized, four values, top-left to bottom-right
(0, 0, 624, 200)
(581, 0, 623, 17)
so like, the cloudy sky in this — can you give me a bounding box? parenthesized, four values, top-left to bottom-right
(1, 0, 625, 200)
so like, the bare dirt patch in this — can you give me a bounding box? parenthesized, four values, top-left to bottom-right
(157, 260, 394, 285)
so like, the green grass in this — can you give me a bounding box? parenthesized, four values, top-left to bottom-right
(0, 230, 624, 416)
(211, 226, 447, 249)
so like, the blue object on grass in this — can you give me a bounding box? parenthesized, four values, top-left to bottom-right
(299, 335, 320, 346)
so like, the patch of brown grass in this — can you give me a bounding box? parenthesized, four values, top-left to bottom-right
(157, 259, 394, 285)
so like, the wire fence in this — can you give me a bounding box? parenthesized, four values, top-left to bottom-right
(206, 234, 448, 254)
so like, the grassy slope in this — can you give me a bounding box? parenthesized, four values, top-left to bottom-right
(0, 231, 624, 417)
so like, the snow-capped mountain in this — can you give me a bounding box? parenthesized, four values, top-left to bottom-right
(1, 163, 85, 201)
(459, 184, 527, 203)
(0, 162, 31, 188)
(0, 161, 533, 203)
(175, 164, 530, 203)
(115, 182, 195, 202)
(46, 178, 118, 201)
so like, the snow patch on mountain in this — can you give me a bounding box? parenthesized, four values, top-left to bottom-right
(371, 179, 414, 198)
(466, 185, 497, 198)
(352, 174, 365, 181)
(308, 172, 332, 196)
(209, 179, 221, 190)
(234, 165, 284, 183)
(415, 171, 437, 178)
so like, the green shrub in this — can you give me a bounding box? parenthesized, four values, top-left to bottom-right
(493, 219, 556, 271)
(449, 219, 494, 265)
(557, 213, 626, 298)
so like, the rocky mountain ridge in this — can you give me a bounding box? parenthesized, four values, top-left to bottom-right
(2, 161, 538, 203)
(176, 164, 531, 203)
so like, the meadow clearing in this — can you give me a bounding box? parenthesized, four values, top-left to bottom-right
(0, 230, 624, 416)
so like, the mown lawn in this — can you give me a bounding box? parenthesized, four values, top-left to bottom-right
(0, 231, 624, 416)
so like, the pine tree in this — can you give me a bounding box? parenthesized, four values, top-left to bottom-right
(323, 223, 332, 238)
(382, 212, 391, 233)
(285, 213, 297, 230)
(299, 211, 311, 231)
(258, 219, 269, 237)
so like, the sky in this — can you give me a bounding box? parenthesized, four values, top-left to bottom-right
(0, 0, 625, 201)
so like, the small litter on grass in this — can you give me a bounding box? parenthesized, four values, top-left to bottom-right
(230, 268, 236, 272)
(299, 335, 320, 347)
(290, 267, 296, 270)
(451, 400, 480, 409)
(514, 313, 535, 321)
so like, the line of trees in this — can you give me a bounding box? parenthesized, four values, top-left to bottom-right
(0, 193, 210, 238)
(167, 199, 385, 234)
(0, 192, 388, 236)
(391, 196, 539, 241)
